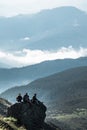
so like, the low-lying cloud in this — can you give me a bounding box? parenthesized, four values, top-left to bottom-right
(20, 37, 30, 41)
(0, 46, 87, 68)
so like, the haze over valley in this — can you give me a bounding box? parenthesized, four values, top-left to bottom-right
(0, 57, 87, 93)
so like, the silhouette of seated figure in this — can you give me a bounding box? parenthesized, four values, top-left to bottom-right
(16, 93, 22, 102)
(31, 93, 39, 104)
(23, 93, 31, 104)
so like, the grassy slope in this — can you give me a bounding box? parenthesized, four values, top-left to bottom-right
(0, 116, 26, 130)
(46, 108, 87, 130)
(0, 116, 60, 130)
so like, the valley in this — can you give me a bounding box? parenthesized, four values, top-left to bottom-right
(0, 66, 87, 129)
(0, 5, 87, 130)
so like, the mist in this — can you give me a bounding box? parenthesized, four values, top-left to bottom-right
(0, 46, 87, 68)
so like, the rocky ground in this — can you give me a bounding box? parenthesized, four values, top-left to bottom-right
(0, 98, 60, 130)
(1, 97, 87, 130)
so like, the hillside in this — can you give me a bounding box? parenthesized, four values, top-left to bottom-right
(0, 98, 11, 116)
(1, 66, 87, 110)
(0, 6, 87, 51)
(1, 66, 87, 130)
(0, 57, 87, 93)
(0, 98, 59, 130)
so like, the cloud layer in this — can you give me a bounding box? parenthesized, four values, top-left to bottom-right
(0, 46, 87, 68)
(0, 0, 87, 17)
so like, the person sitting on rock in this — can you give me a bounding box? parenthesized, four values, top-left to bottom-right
(16, 93, 22, 102)
(31, 93, 39, 104)
(23, 93, 31, 103)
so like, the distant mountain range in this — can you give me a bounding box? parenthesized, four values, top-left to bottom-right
(1, 66, 87, 113)
(0, 6, 87, 51)
(0, 57, 87, 93)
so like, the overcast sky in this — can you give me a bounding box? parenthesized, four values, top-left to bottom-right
(0, 0, 87, 17)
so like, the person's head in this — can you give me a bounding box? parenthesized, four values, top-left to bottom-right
(19, 93, 21, 96)
(34, 93, 37, 96)
(25, 93, 29, 97)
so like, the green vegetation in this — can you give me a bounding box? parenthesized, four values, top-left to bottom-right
(52, 108, 87, 121)
(47, 108, 87, 130)
(0, 116, 26, 130)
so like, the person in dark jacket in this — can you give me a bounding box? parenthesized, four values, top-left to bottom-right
(16, 93, 22, 102)
(23, 93, 31, 103)
(31, 93, 39, 104)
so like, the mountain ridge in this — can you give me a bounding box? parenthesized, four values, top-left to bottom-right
(1, 66, 87, 112)
(0, 57, 87, 93)
(0, 6, 87, 50)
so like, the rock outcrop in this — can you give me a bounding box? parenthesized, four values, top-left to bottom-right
(0, 98, 11, 116)
(7, 101, 47, 130)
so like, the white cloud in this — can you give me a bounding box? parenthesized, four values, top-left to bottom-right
(0, 0, 87, 17)
(0, 46, 87, 67)
(20, 37, 30, 41)
(73, 19, 80, 27)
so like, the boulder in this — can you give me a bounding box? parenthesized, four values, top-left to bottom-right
(7, 101, 47, 130)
